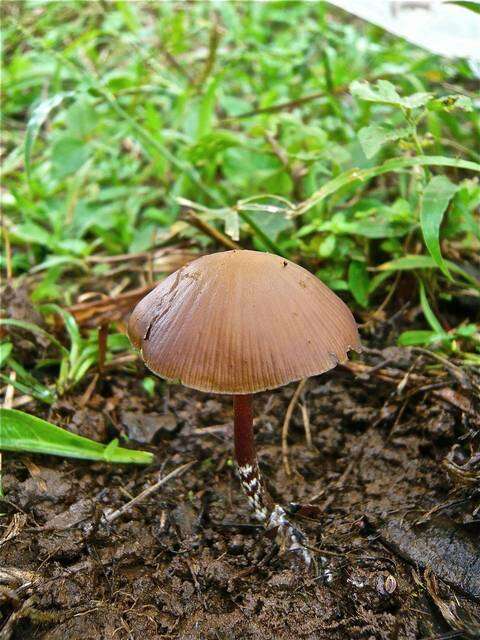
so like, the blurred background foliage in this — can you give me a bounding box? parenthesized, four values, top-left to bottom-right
(1, 0, 479, 388)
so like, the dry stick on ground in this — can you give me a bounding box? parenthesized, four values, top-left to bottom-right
(300, 402, 312, 448)
(282, 378, 307, 476)
(103, 462, 194, 524)
(181, 210, 241, 250)
(342, 361, 476, 415)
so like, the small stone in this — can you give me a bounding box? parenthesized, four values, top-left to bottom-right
(385, 574, 397, 594)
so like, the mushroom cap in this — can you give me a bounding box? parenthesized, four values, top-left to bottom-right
(128, 250, 361, 394)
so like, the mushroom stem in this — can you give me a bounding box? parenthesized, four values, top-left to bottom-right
(233, 395, 313, 567)
(233, 394, 269, 522)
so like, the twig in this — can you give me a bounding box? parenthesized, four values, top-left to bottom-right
(103, 462, 194, 524)
(282, 379, 307, 476)
(97, 323, 109, 374)
(300, 403, 312, 448)
(182, 210, 241, 250)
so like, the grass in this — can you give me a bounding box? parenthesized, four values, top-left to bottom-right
(1, 1, 479, 422)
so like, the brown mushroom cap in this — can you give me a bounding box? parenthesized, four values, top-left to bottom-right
(128, 250, 361, 394)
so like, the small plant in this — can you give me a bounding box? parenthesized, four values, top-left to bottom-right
(0, 307, 131, 403)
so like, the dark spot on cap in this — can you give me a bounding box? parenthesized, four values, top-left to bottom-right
(283, 261, 288, 267)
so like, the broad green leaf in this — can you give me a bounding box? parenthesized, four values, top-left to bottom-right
(428, 95, 473, 112)
(25, 92, 73, 182)
(335, 219, 408, 238)
(65, 98, 98, 137)
(398, 330, 438, 346)
(351, 80, 431, 109)
(318, 235, 336, 257)
(420, 175, 457, 279)
(11, 222, 53, 248)
(348, 261, 370, 308)
(358, 125, 412, 159)
(0, 409, 153, 465)
(51, 136, 90, 178)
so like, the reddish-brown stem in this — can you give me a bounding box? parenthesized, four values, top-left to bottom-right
(233, 394, 255, 468)
(233, 394, 270, 520)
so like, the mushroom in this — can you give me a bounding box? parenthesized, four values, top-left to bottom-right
(128, 250, 361, 564)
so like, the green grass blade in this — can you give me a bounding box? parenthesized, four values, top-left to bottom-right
(0, 318, 68, 355)
(420, 176, 457, 279)
(419, 281, 446, 335)
(377, 255, 480, 288)
(0, 409, 153, 465)
(0, 373, 55, 404)
(41, 304, 83, 369)
(0, 343, 13, 368)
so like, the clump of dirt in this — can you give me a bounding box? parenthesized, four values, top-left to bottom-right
(1, 348, 479, 639)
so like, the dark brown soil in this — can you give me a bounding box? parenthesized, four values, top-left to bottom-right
(1, 349, 479, 639)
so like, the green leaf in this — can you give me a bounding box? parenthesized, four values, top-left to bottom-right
(420, 176, 457, 279)
(377, 255, 479, 287)
(0, 343, 12, 368)
(0, 409, 153, 464)
(358, 125, 412, 159)
(11, 222, 53, 248)
(348, 261, 370, 308)
(65, 98, 98, 137)
(398, 330, 438, 346)
(318, 235, 336, 257)
(429, 95, 473, 112)
(25, 92, 73, 183)
(197, 79, 218, 139)
(51, 136, 90, 178)
(445, 1, 480, 15)
(419, 281, 445, 335)
(350, 80, 432, 109)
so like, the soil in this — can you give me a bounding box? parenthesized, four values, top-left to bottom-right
(1, 348, 479, 639)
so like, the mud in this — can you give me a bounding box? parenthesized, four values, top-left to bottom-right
(1, 350, 479, 639)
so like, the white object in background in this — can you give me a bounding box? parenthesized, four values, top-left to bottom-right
(327, 0, 480, 61)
